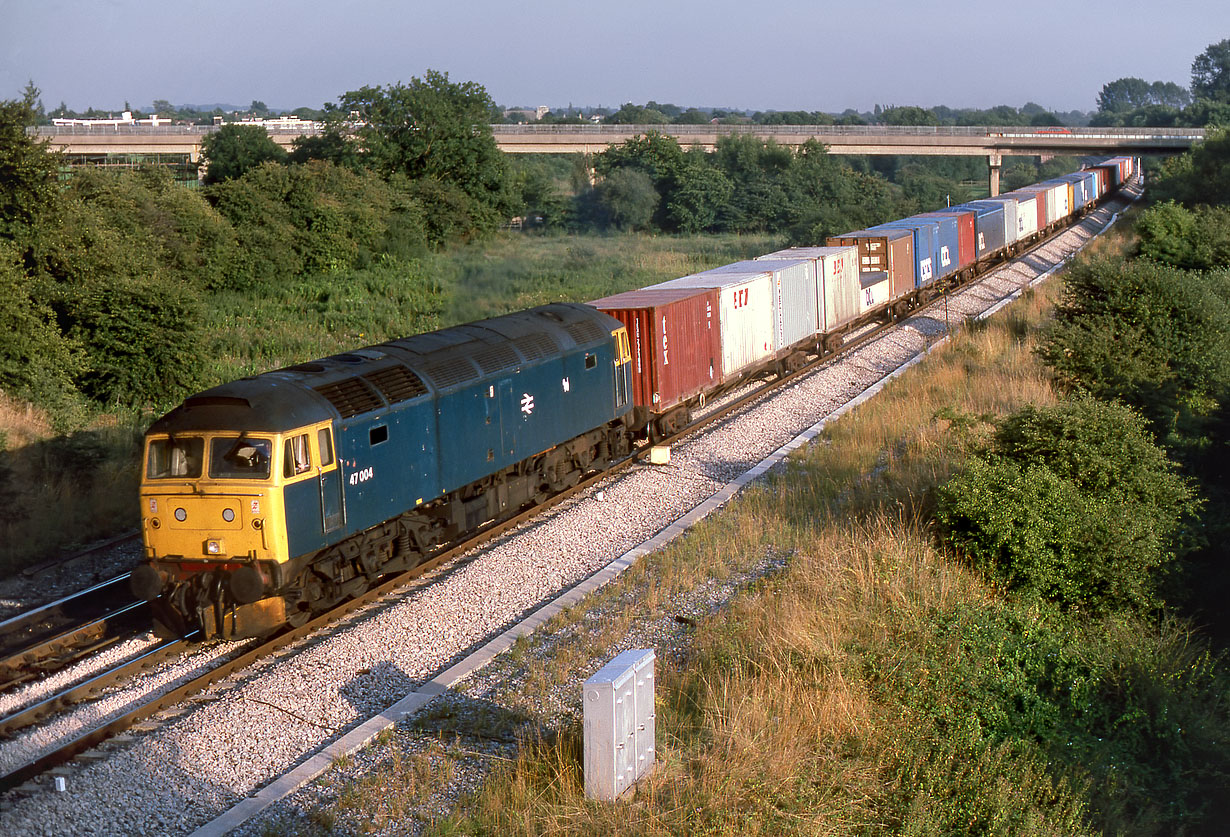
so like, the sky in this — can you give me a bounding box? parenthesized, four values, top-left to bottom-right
(2, 0, 1225, 115)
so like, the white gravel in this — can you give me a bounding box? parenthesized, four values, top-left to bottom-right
(0, 192, 1134, 835)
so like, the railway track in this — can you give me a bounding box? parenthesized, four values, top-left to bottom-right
(0, 574, 150, 692)
(0, 191, 1134, 794)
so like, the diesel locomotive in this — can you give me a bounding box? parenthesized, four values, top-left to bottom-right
(132, 303, 634, 638)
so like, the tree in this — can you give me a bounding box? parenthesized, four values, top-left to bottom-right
(332, 71, 513, 222)
(1192, 39, 1230, 103)
(0, 86, 60, 242)
(878, 105, 939, 126)
(1151, 81, 1193, 109)
(605, 103, 670, 125)
(151, 99, 174, 115)
(595, 168, 659, 230)
(1097, 77, 1153, 112)
(200, 124, 287, 185)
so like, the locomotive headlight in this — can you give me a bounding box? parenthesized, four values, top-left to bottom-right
(174, 508, 187, 522)
(205, 539, 224, 555)
(222, 508, 235, 523)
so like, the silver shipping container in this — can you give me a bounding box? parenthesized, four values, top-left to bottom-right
(651, 268, 777, 380)
(966, 198, 1019, 247)
(707, 259, 818, 353)
(758, 245, 861, 332)
(1012, 195, 1039, 238)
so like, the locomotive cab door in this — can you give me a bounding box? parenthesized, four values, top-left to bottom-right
(317, 426, 344, 533)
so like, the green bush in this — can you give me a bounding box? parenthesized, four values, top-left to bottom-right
(0, 241, 85, 413)
(1037, 256, 1230, 442)
(1137, 201, 1230, 269)
(866, 599, 1230, 834)
(935, 399, 1196, 613)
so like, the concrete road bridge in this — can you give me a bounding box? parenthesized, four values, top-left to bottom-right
(33, 124, 1203, 196)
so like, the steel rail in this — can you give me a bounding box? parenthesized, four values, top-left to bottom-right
(0, 574, 147, 690)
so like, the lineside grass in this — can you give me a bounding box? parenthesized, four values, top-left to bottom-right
(299, 260, 1227, 834)
(435, 232, 781, 324)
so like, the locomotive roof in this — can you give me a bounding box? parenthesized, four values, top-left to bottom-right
(148, 303, 620, 435)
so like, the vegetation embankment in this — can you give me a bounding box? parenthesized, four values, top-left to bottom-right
(286, 170, 1230, 832)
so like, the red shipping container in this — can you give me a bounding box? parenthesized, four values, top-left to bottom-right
(918, 209, 976, 269)
(588, 287, 721, 421)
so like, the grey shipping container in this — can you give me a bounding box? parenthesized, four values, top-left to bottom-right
(757, 245, 862, 333)
(707, 259, 818, 353)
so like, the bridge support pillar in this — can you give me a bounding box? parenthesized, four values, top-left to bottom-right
(988, 152, 1002, 197)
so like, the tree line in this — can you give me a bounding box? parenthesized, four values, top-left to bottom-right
(1091, 39, 1230, 127)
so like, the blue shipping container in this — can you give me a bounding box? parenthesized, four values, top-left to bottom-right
(910, 213, 962, 279)
(871, 219, 940, 287)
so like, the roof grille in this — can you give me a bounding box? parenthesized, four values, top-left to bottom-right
(421, 356, 479, 389)
(472, 344, 521, 375)
(565, 320, 606, 346)
(363, 365, 428, 404)
(513, 333, 559, 362)
(314, 378, 385, 418)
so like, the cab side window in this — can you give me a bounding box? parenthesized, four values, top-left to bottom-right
(317, 428, 335, 467)
(284, 434, 312, 477)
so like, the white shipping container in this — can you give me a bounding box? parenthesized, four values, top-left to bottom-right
(859, 271, 892, 316)
(1014, 196, 1039, 238)
(758, 246, 861, 332)
(652, 270, 776, 379)
(1051, 184, 1070, 222)
(709, 259, 818, 353)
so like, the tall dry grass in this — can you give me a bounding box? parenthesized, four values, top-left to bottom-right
(0, 395, 144, 573)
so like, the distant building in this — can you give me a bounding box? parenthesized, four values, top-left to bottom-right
(504, 106, 550, 122)
(52, 110, 171, 128)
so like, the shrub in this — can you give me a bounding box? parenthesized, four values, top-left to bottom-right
(935, 399, 1196, 613)
(1137, 201, 1230, 269)
(1037, 256, 1230, 441)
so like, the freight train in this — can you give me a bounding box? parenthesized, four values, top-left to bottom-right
(131, 157, 1137, 639)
